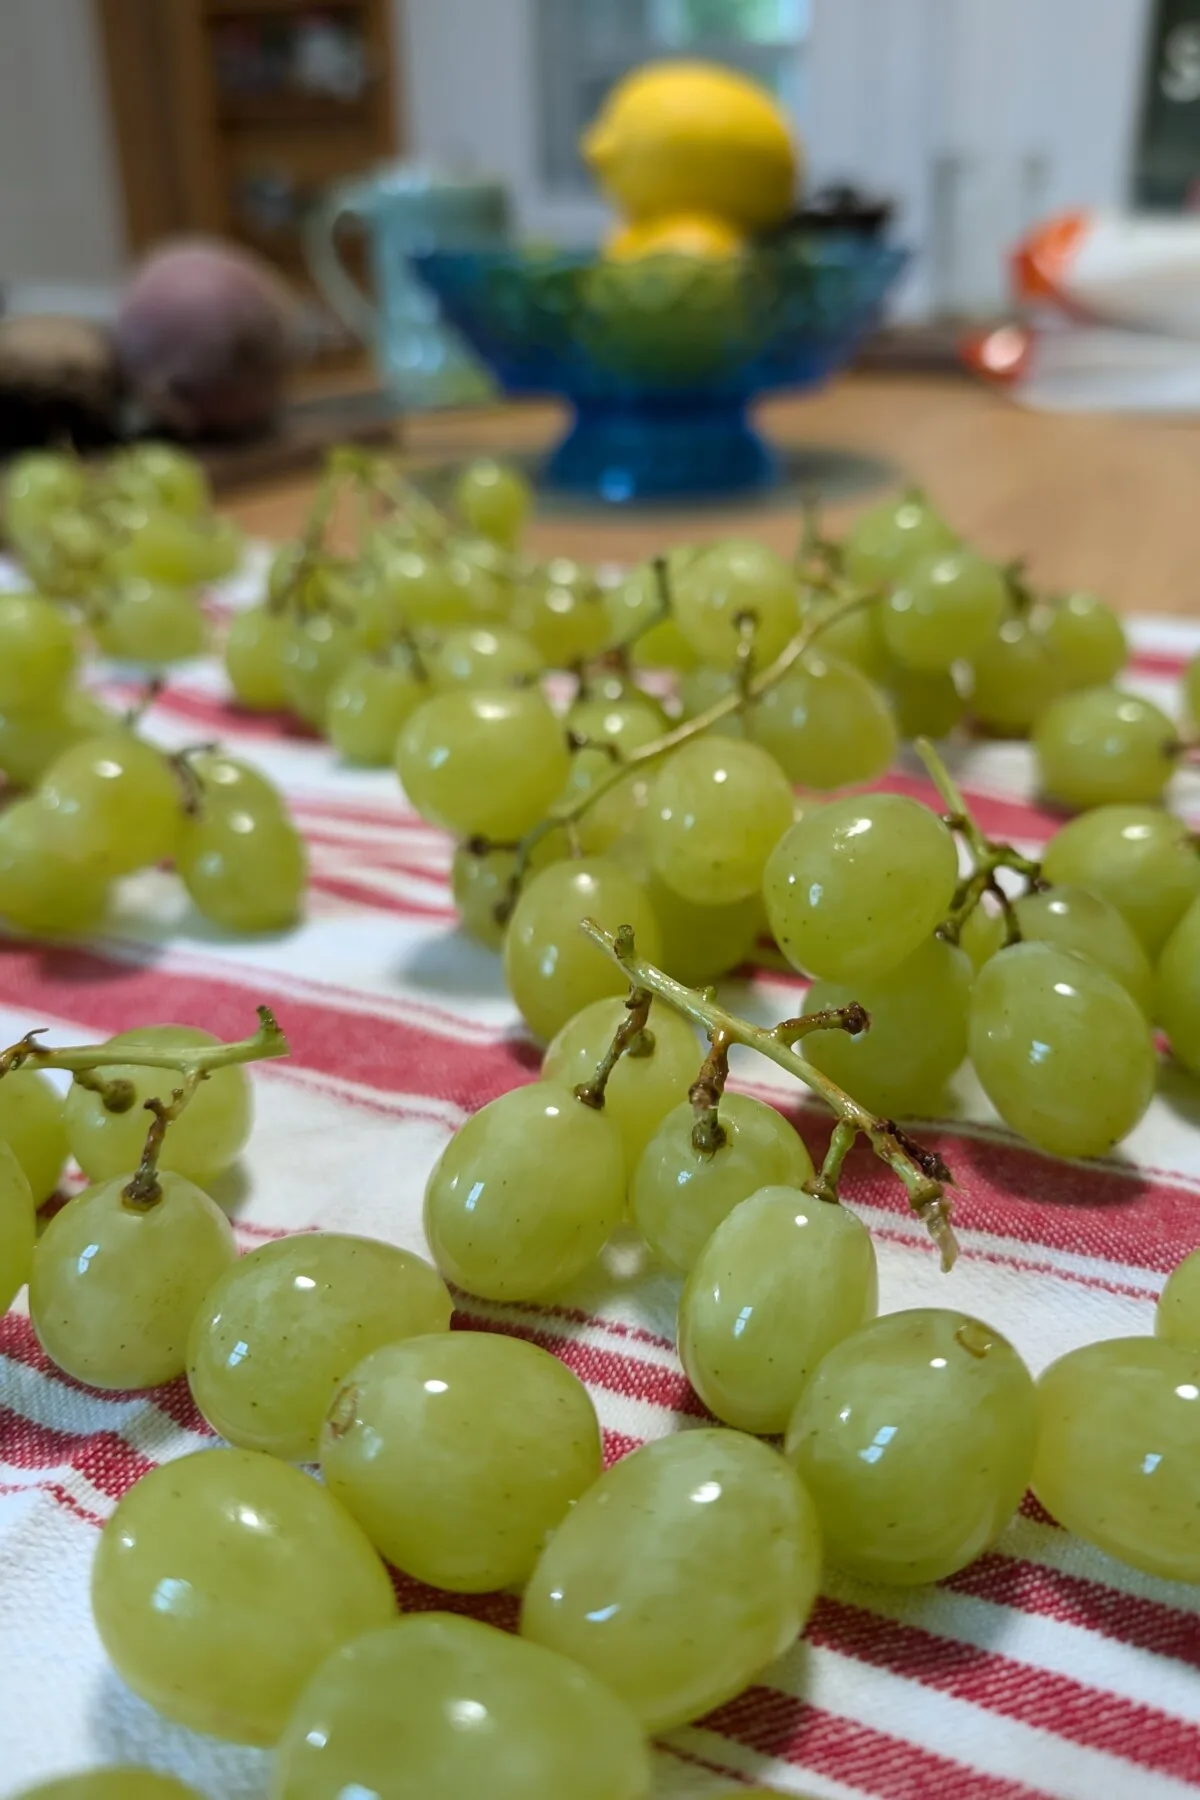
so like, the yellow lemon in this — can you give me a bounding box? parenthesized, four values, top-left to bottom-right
(583, 61, 798, 233)
(604, 213, 746, 262)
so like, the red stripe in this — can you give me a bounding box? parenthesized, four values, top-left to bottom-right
(1130, 648, 1190, 680)
(306, 869, 457, 921)
(0, 1404, 156, 1501)
(0, 1315, 213, 1437)
(0, 1477, 106, 1530)
(870, 769, 1062, 845)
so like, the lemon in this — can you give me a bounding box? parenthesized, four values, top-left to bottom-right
(604, 213, 745, 262)
(583, 61, 798, 234)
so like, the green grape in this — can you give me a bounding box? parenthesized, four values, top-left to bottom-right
(968, 942, 1155, 1157)
(882, 549, 1008, 672)
(450, 834, 565, 949)
(511, 575, 610, 666)
(0, 1067, 68, 1202)
(504, 857, 663, 1041)
(603, 562, 665, 649)
(3, 450, 87, 541)
(384, 548, 498, 630)
(677, 665, 744, 737)
(805, 595, 891, 681)
(1155, 895, 1200, 1075)
(342, 575, 400, 653)
(273, 1612, 651, 1800)
(225, 605, 291, 710)
(200, 515, 242, 581)
(566, 690, 667, 756)
(31, 1169, 236, 1388)
(679, 1185, 877, 1434)
(92, 1447, 396, 1744)
(396, 687, 569, 841)
(1032, 1337, 1200, 1583)
(0, 797, 110, 936)
(326, 656, 426, 765)
(187, 747, 285, 818)
(0, 699, 87, 789)
(883, 661, 965, 739)
(189, 1232, 451, 1461)
(321, 1331, 601, 1591)
(632, 1092, 813, 1272)
(764, 793, 959, 983)
(542, 994, 699, 1166)
(1186, 651, 1200, 725)
(843, 494, 957, 587)
(177, 800, 308, 933)
(15, 1773, 201, 1800)
(785, 1308, 1036, 1585)
(40, 731, 181, 877)
(1042, 804, 1200, 958)
(110, 509, 219, 586)
(575, 763, 654, 856)
(65, 1025, 252, 1185)
(453, 458, 534, 549)
(1013, 884, 1153, 1015)
(748, 653, 897, 788)
(1041, 591, 1127, 689)
(0, 1140, 35, 1313)
(94, 582, 207, 665)
(1034, 686, 1179, 809)
(630, 615, 702, 672)
(424, 1080, 625, 1300)
(431, 625, 542, 690)
(959, 897, 1007, 969)
(647, 874, 763, 985)
(0, 592, 77, 712)
(969, 617, 1063, 736)
(1158, 1248, 1200, 1349)
(521, 1427, 821, 1734)
(452, 537, 519, 621)
(802, 935, 972, 1117)
(646, 738, 793, 905)
(281, 613, 357, 728)
(673, 537, 798, 670)
(110, 442, 210, 516)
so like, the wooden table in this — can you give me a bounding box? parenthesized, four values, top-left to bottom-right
(225, 374, 1200, 617)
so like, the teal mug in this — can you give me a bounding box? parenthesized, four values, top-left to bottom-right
(305, 165, 510, 406)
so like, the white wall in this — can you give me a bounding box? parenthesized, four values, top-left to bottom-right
(0, 0, 126, 287)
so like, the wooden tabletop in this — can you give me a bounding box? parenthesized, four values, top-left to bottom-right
(225, 374, 1200, 617)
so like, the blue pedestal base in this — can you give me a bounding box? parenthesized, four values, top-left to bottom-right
(543, 395, 778, 504)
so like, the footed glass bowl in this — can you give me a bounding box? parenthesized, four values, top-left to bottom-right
(414, 236, 906, 504)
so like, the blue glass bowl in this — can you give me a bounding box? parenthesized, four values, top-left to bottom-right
(414, 236, 907, 504)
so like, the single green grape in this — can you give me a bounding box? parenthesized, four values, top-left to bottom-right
(646, 737, 793, 906)
(189, 1233, 451, 1461)
(574, 763, 654, 857)
(92, 1447, 396, 1744)
(1042, 804, 1200, 958)
(280, 613, 357, 728)
(764, 792, 960, 983)
(0, 592, 77, 713)
(326, 657, 426, 765)
(273, 1612, 651, 1800)
(0, 1140, 36, 1313)
(632, 1092, 813, 1272)
(424, 1080, 625, 1300)
(542, 995, 699, 1167)
(2, 450, 87, 541)
(1034, 686, 1178, 809)
(1041, 592, 1127, 689)
(969, 616, 1064, 736)
(802, 935, 972, 1117)
(0, 697, 89, 789)
(0, 796, 110, 936)
(521, 1427, 821, 1734)
(1013, 884, 1153, 1015)
(321, 1331, 601, 1591)
(786, 1308, 1036, 1585)
(1186, 651, 1200, 726)
(109, 509, 220, 586)
(0, 1068, 68, 1202)
(1032, 1336, 1200, 1583)
(959, 897, 1007, 969)
(676, 665, 744, 737)
(511, 575, 610, 666)
(968, 941, 1156, 1157)
(186, 748, 286, 818)
(646, 874, 763, 986)
(842, 493, 957, 588)
(65, 1024, 252, 1185)
(803, 594, 892, 681)
(453, 458, 533, 548)
(225, 605, 292, 710)
(15, 1772, 201, 1800)
(1157, 1248, 1200, 1349)
(176, 800, 307, 932)
(504, 857, 663, 1041)
(883, 661, 965, 739)
(630, 615, 702, 672)
(338, 575, 399, 654)
(748, 653, 897, 787)
(882, 549, 1008, 672)
(94, 582, 207, 665)
(30, 1169, 236, 1388)
(396, 687, 569, 842)
(679, 1185, 877, 1434)
(566, 690, 667, 756)
(110, 441, 210, 516)
(39, 731, 181, 877)
(603, 559, 665, 648)
(383, 547, 498, 629)
(450, 834, 565, 950)
(1155, 895, 1200, 1075)
(431, 626, 543, 690)
(673, 537, 798, 670)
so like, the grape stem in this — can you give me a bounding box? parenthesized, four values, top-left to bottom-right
(121, 1087, 194, 1211)
(0, 1007, 289, 1093)
(574, 986, 655, 1111)
(689, 1030, 731, 1155)
(581, 921, 959, 1269)
(914, 737, 1045, 943)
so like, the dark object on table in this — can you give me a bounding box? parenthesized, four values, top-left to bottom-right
(114, 237, 298, 439)
(0, 314, 122, 453)
(770, 185, 895, 241)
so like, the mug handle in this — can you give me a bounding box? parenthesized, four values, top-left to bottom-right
(304, 179, 377, 343)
